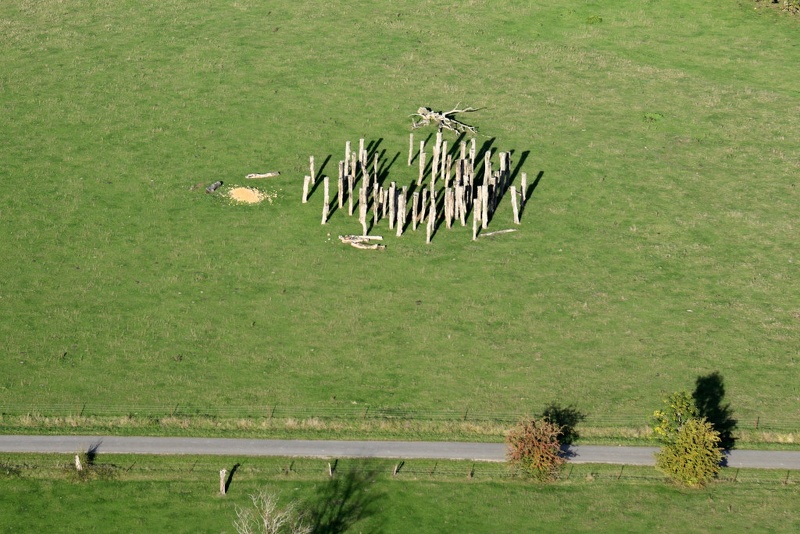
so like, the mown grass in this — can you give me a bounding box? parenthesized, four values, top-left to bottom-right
(1, 1, 799, 438)
(1, 453, 800, 533)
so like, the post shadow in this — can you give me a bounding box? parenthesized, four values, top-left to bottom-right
(693, 372, 737, 451)
(224, 462, 241, 494)
(317, 154, 332, 182)
(508, 149, 530, 185)
(304, 463, 384, 534)
(308, 154, 333, 199)
(366, 138, 383, 161)
(519, 170, 544, 219)
(378, 152, 400, 185)
(86, 441, 102, 466)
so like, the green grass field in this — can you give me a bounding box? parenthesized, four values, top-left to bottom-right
(2, 0, 799, 440)
(2, 454, 799, 533)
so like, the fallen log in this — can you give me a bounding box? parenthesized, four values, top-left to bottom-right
(338, 235, 383, 244)
(481, 228, 518, 237)
(245, 172, 280, 179)
(350, 241, 386, 250)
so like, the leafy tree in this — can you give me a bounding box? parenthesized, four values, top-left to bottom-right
(506, 417, 565, 482)
(651, 391, 698, 443)
(655, 418, 723, 487)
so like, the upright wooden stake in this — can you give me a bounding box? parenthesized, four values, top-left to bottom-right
(440, 140, 448, 180)
(338, 161, 345, 208)
(373, 183, 380, 225)
(347, 174, 354, 216)
(309, 155, 316, 183)
(472, 196, 479, 240)
(359, 187, 368, 236)
(344, 141, 351, 176)
(321, 176, 330, 224)
(396, 188, 407, 237)
(511, 185, 520, 224)
(431, 143, 440, 184)
(302, 175, 311, 203)
(417, 151, 426, 186)
(359, 138, 365, 166)
(408, 132, 414, 165)
(521, 172, 528, 204)
(460, 140, 467, 161)
(388, 182, 396, 230)
(481, 184, 489, 229)
(412, 191, 419, 231)
(470, 138, 477, 167)
(220, 469, 227, 495)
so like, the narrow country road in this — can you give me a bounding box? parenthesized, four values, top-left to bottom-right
(1, 435, 799, 469)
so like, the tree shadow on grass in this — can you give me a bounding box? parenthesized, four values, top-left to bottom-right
(304, 463, 384, 534)
(693, 372, 737, 451)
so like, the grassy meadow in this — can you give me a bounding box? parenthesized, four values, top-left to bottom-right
(2, 454, 799, 533)
(1, 0, 799, 439)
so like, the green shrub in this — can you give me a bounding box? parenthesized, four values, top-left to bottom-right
(655, 418, 723, 488)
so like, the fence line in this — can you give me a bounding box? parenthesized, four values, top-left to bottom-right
(2, 403, 798, 433)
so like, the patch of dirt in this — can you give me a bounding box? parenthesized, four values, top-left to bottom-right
(228, 187, 267, 204)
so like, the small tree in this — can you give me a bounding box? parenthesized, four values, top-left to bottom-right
(506, 417, 565, 482)
(234, 489, 311, 534)
(651, 391, 698, 443)
(655, 418, 723, 488)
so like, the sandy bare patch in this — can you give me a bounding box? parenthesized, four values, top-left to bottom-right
(228, 187, 266, 204)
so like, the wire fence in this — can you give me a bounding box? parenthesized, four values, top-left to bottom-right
(2, 403, 799, 433)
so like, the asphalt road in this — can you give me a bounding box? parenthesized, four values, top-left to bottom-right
(1, 435, 799, 469)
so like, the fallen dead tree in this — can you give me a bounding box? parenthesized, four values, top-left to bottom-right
(411, 106, 479, 134)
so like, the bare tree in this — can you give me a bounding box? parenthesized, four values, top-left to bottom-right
(234, 489, 311, 534)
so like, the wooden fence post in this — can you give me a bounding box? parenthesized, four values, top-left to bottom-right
(412, 191, 419, 231)
(408, 132, 414, 165)
(220, 469, 227, 495)
(302, 175, 311, 203)
(521, 172, 528, 204)
(309, 155, 315, 184)
(510, 185, 520, 224)
(321, 176, 330, 224)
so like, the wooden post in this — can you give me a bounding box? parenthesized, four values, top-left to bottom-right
(460, 140, 467, 161)
(445, 188, 454, 229)
(408, 132, 414, 165)
(359, 187, 368, 236)
(373, 153, 379, 184)
(338, 161, 345, 208)
(388, 182, 396, 230)
(445, 154, 452, 187)
(420, 189, 428, 225)
(345, 141, 351, 176)
(220, 469, 227, 495)
(521, 172, 528, 204)
(481, 184, 489, 229)
(302, 175, 311, 203)
(431, 143, 440, 184)
(347, 173, 354, 216)
(396, 188, 407, 237)
(321, 176, 330, 224)
(411, 191, 419, 231)
(373, 183, 380, 225)
(359, 138, 365, 167)
(75, 454, 83, 471)
(440, 140, 448, 181)
(459, 185, 467, 226)
(309, 155, 316, 184)
(417, 141, 426, 185)
(472, 196, 479, 241)
(511, 185, 520, 224)
(470, 138, 477, 167)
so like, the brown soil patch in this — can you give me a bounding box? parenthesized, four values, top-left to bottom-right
(228, 187, 266, 204)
